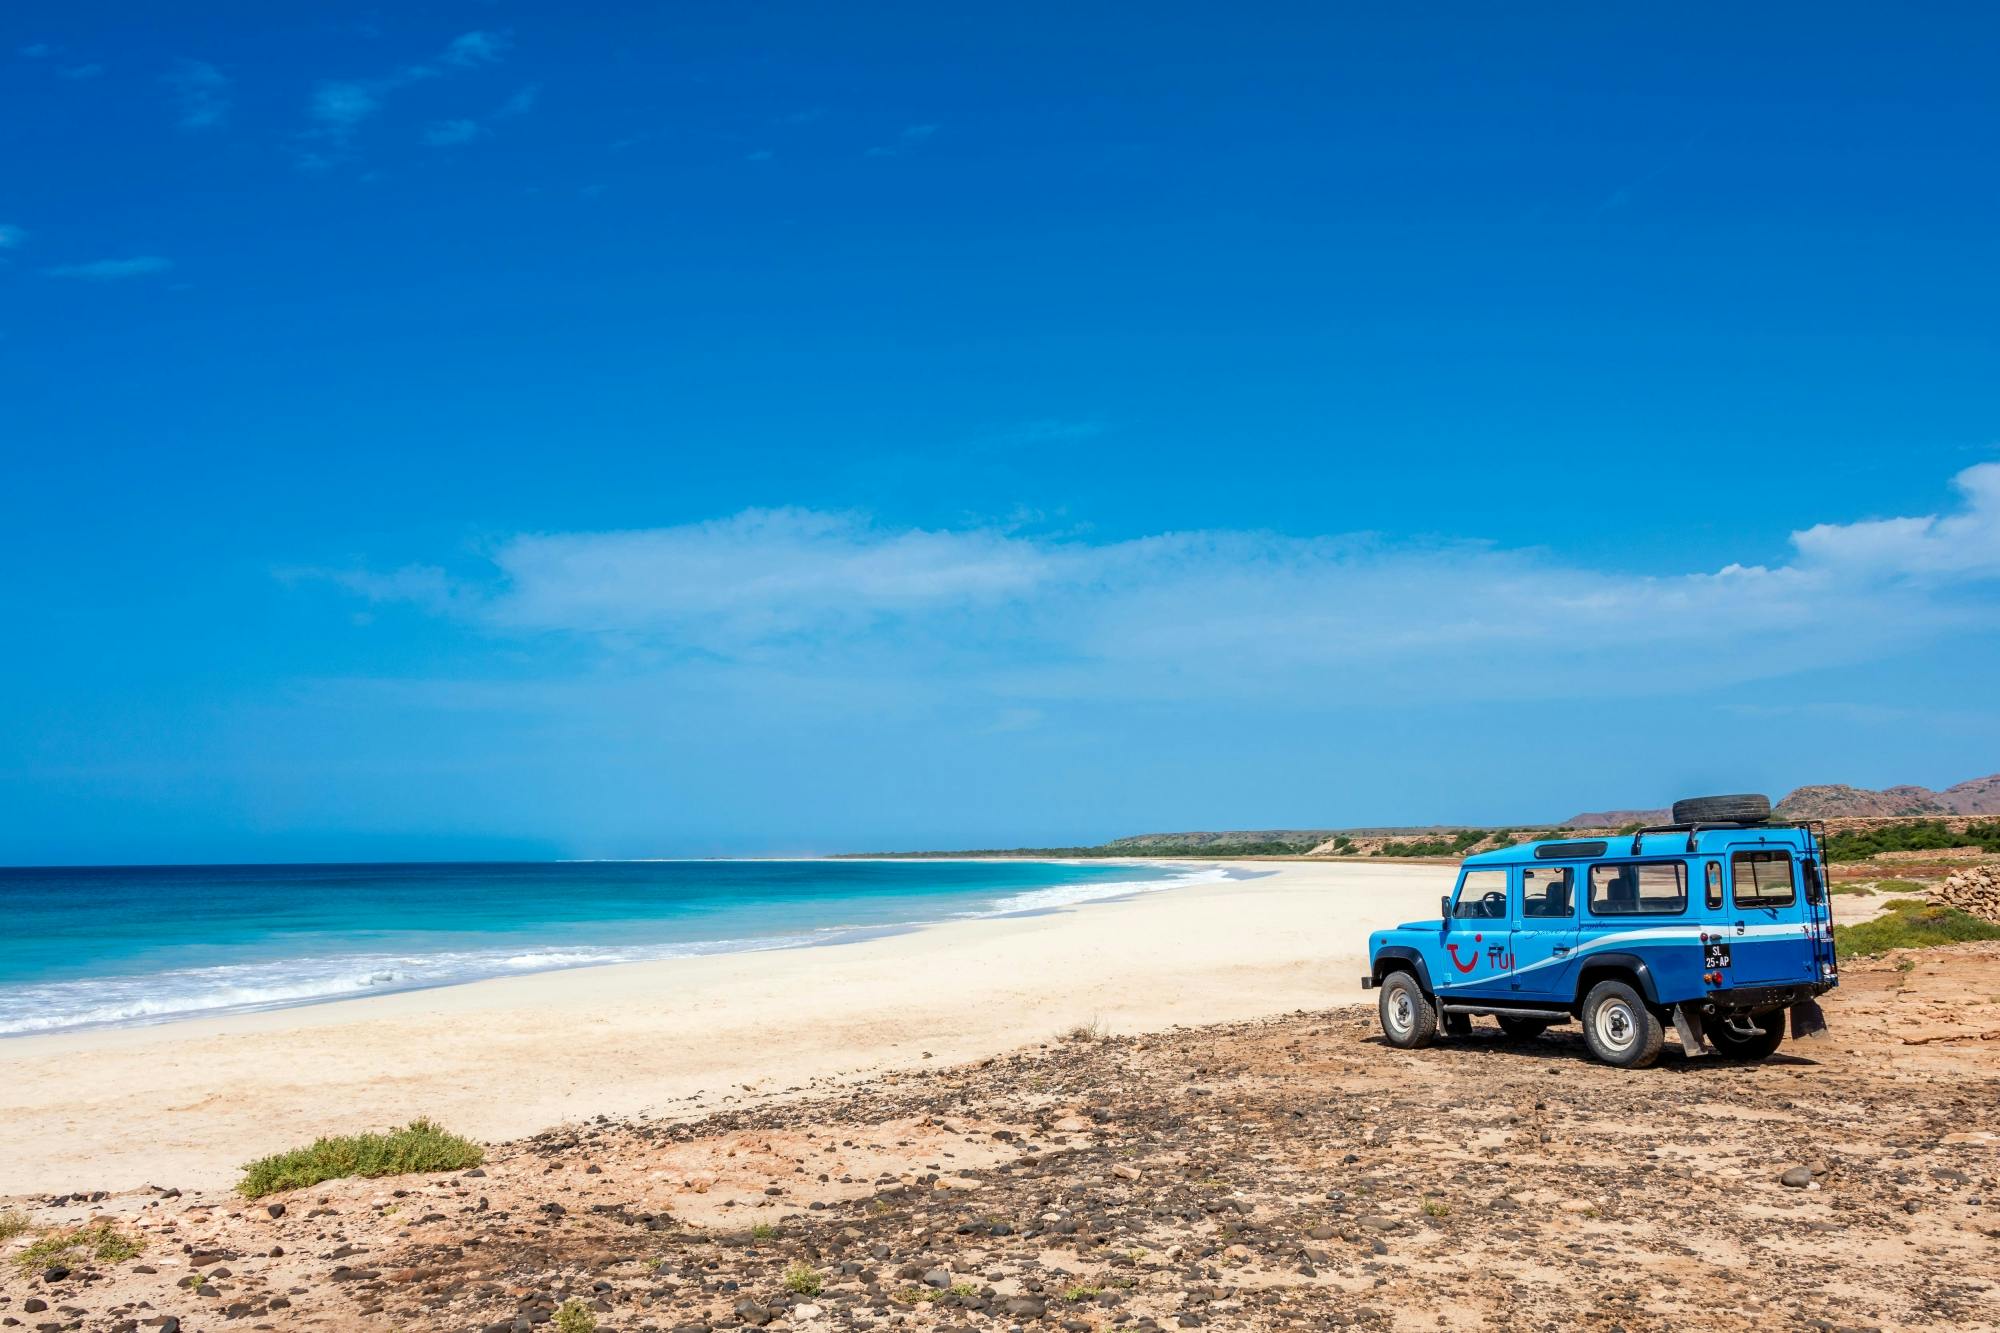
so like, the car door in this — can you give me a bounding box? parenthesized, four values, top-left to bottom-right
(1436, 866, 1514, 999)
(1726, 847, 1807, 984)
(1510, 863, 1579, 1000)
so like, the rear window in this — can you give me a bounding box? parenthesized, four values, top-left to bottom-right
(1732, 850, 1796, 908)
(1588, 862, 1686, 915)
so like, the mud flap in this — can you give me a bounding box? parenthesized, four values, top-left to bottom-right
(1790, 999, 1828, 1040)
(1672, 1004, 1708, 1057)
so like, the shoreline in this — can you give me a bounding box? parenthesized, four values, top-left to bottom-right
(0, 859, 1450, 1195)
(0, 858, 1223, 1041)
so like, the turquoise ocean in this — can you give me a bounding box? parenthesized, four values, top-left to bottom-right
(0, 859, 1213, 1036)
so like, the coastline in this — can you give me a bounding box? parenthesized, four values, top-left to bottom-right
(0, 859, 1450, 1195)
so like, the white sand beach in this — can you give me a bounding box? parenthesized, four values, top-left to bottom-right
(0, 860, 1450, 1195)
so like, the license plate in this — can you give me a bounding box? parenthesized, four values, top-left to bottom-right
(1703, 941, 1732, 969)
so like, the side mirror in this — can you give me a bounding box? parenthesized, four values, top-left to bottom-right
(1440, 895, 1452, 924)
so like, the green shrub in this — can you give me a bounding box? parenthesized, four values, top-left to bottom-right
(554, 1298, 596, 1333)
(0, 1212, 29, 1242)
(748, 1222, 778, 1241)
(1834, 899, 2000, 959)
(236, 1118, 483, 1198)
(15, 1222, 143, 1271)
(782, 1261, 823, 1296)
(1826, 820, 2000, 862)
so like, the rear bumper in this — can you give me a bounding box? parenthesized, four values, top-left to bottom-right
(1701, 981, 1835, 1013)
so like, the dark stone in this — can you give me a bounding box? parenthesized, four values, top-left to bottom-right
(42, 1266, 70, 1283)
(265, 1203, 286, 1219)
(23, 1300, 47, 1314)
(1781, 1167, 1813, 1189)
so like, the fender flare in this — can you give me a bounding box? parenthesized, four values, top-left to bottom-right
(1575, 952, 1662, 1007)
(1372, 947, 1435, 995)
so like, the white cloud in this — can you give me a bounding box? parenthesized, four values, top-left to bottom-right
(310, 79, 380, 133)
(424, 118, 483, 147)
(1788, 462, 2000, 579)
(302, 465, 2000, 704)
(0, 224, 24, 249)
(60, 62, 103, 79)
(46, 256, 172, 280)
(304, 34, 522, 162)
(166, 59, 230, 129)
(442, 31, 508, 68)
(19, 43, 51, 59)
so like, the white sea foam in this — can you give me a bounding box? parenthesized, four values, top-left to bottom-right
(0, 935, 819, 1036)
(974, 865, 1231, 916)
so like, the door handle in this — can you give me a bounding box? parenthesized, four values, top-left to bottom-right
(1734, 921, 1746, 935)
(1552, 945, 1571, 956)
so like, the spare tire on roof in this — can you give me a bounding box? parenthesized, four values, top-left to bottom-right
(1671, 793, 1772, 824)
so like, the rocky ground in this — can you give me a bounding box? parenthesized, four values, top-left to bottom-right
(5, 945, 1998, 1333)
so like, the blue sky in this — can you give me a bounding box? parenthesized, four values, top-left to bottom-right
(3, 4, 1998, 863)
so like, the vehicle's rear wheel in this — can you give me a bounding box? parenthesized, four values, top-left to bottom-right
(1377, 971, 1438, 1049)
(1710, 1012, 1785, 1060)
(1581, 980, 1665, 1068)
(1442, 1012, 1473, 1037)
(1498, 1016, 1551, 1040)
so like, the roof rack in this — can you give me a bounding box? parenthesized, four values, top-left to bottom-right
(1626, 818, 1807, 855)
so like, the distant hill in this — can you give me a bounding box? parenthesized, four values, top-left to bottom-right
(1775, 773, 2000, 818)
(1565, 806, 1671, 828)
(1565, 773, 2000, 824)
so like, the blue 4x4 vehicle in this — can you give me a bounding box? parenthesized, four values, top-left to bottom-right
(1363, 793, 1838, 1068)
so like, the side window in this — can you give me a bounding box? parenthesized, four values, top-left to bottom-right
(1705, 862, 1723, 910)
(1588, 862, 1687, 915)
(1732, 850, 1796, 908)
(1522, 866, 1573, 918)
(1452, 869, 1509, 919)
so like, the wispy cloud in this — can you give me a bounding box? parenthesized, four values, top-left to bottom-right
(46, 256, 173, 281)
(0, 224, 24, 249)
(299, 30, 514, 164)
(423, 118, 483, 147)
(424, 83, 539, 148)
(165, 59, 230, 129)
(309, 79, 382, 134)
(441, 30, 509, 68)
(60, 62, 103, 79)
(302, 464, 2000, 706)
(18, 43, 51, 59)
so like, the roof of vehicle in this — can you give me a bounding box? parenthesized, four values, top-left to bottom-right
(1462, 823, 1818, 867)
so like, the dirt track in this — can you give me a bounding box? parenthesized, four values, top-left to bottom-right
(6, 944, 1998, 1332)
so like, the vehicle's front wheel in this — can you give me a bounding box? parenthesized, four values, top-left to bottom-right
(1710, 1012, 1785, 1060)
(1581, 980, 1665, 1068)
(1498, 1016, 1551, 1041)
(1377, 971, 1438, 1049)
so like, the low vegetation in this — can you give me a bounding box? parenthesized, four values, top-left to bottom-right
(236, 1118, 483, 1199)
(0, 1212, 29, 1243)
(1833, 898, 2000, 959)
(553, 1297, 596, 1333)
(781, 1261, 823, 1296)
(1825, 819, 2000, 862)
(14, 1221, 144, 1272)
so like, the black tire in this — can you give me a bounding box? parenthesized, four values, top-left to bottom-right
(1671, 793, 1771, 825)
(1377, 971, 1438, 1049)
(1581, 980, 1666, 1068)
(1441, 1012, 1473, 1037)
(1710, 1012, 1785, 1060)
(1498, 1016, 1551, 1041)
